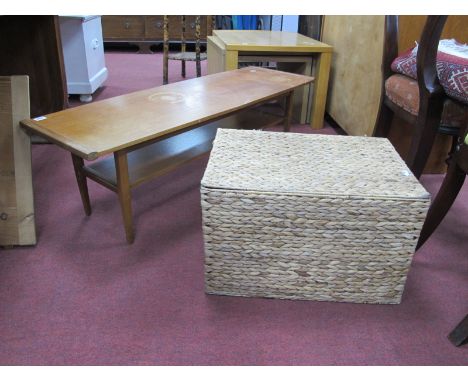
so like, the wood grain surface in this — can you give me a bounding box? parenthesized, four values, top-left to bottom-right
(322, 15, 385, 137)
(0, 76, 36, 246)
(213, 30, 332, 53)
(20, 67, 313, 160)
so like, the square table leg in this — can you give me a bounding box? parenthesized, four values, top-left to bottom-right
(114, 150, 134, 244)
(284, 90, 294, 132)
(310, 51, 332, 129)
(71, 153, 91, 216)
(224, 50, 239, 71)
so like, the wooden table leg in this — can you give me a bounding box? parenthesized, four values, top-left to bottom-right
(71, 153, 91, 216)
(224, 50, 239, 71)
(310, 51, 332, 129)
(284, 90, 294, 132)
(114, 150, 134, 244)
(163, 16, 169, 85)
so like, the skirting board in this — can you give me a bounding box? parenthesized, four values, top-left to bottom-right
(67, 67, 108, 95)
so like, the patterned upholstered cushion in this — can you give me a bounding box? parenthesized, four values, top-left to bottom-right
(391, 39, 468, 105)
(391, 47, 418, 79)
(385, 74, 467, 127)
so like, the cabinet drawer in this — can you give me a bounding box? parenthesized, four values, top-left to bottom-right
(165, 16, 208, 41)
(145, 16, 164, 39)
(102, 16, 144, 39)
(166, 16, 184, 40)
(184, 16, 207, 40)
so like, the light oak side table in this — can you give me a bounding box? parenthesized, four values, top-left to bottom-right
(207, 30, 332, 129)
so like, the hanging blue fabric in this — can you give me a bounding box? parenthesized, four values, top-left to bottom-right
(232, 15, 258, 30)
(232, 15, 239, 30)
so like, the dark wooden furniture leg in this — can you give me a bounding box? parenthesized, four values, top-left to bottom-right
(163, 16, 169, 85)
(114, 150, 134, 244)
(406, 99, 445, 178)
(283, 91, 294, 132)
(71, 153, 91, 216)
(374, 102, 394, 138)
(416, 148, 467, 249)
(448, 314, 468, 347)
(181, 16, 186, 78)
(195, 16, 202, 78)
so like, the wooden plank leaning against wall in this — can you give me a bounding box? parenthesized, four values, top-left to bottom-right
(322, 15, 468, 173)
(0, 76, 36, 246)
(321, 15, 385, 138)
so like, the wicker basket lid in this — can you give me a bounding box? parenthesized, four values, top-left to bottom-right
(201, 129, 430, 200)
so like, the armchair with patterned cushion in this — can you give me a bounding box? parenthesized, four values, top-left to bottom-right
(374, 15, 467, 178)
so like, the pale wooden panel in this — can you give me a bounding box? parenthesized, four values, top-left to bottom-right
(0, 76, 36, 246)
(0, 78, 19, 245)
(322, 15, 385, 136)
(207, 36, 225, 75)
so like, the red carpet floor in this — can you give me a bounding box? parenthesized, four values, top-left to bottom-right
(0, 51, 467, 365)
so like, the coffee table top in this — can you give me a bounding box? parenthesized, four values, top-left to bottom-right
(21, 67, 313, 160)
(212, 30, 332, 53)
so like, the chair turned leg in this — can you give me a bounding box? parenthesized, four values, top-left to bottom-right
(416, 160, 466, 249)
(374, 102, 393, 138)
(163, 16, 169, 85)
(163, 51, 169, 85)
(196, 59, 201, 78)
(195, 16, 202, 78)
(448, 314, 468, 347)
(181, 60, 186, 78)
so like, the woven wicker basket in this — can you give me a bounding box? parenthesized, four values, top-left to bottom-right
(201, 129, 430, 304)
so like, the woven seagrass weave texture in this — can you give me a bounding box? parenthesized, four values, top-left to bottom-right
(201, 129, 431, 304)
(201, 129, 430, 200)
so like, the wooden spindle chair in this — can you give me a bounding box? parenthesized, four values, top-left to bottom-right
(163, 16, 211, 85)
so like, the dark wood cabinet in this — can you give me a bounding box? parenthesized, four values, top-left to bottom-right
(102, 15, 213, 53)
(144, 16, 165, 40)
(102, 15, 145, 39)
(0, 15, 68, 118)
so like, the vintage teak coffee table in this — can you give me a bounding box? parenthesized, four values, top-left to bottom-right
(21, 67, 313, 243)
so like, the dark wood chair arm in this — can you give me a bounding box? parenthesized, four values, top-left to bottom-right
(382, 15, 399, 81)
(416, 15, 447, 97)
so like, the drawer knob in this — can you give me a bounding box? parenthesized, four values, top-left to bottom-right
(0, 212, 8, 221)
(156, 21, 162, 28)
(124, 22, 131, 29)
(190, 23, 195, 29)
